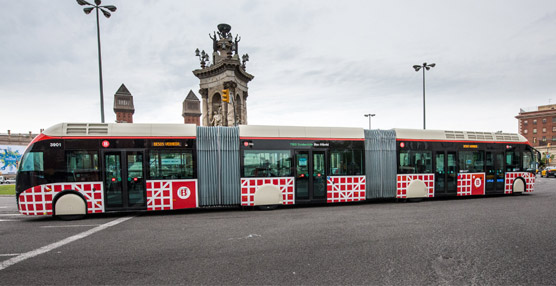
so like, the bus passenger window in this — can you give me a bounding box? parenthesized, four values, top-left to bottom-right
(459, 151, 484, 173)
(66, 151, 99, 182)
(505, 151, 521, 172)
(149, 150, 194, 179)
(330, 150, 363, 175)
(398, 150, 432, 174)
(243, 150, 291, 177)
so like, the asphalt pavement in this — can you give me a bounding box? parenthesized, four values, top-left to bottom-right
(0, 177, 555, 285)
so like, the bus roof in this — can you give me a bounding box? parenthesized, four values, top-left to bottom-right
(39, 123, 527, 143)
(393, 128, 528, 143)
(239, 125, 364, 139)
(42, 123, 197, 137)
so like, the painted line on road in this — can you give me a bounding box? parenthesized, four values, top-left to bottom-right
(0, 216, 133, 271)
(0, 214, 22, 217)
(41, 224, 100, 228)
(0, 254, 20, 257)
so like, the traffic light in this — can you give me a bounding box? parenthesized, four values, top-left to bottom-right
(222, 89, 230, 102)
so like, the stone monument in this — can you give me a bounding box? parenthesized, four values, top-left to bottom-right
(193, 23, 254, 126)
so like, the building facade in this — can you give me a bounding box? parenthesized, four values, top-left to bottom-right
(516, 104, 556, 165)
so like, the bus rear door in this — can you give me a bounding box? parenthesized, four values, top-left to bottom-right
(103, 150, 147, 210)
(434, 151, 457, 196)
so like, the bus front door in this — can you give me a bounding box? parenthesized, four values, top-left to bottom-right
(103, 150, 147, 210)
(295, 150, 327, 203)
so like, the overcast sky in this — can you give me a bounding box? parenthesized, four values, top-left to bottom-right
(1, 0, 555, 135)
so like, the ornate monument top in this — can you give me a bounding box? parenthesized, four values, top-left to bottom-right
(217, 23, 231, 38)
(194, 23, 250, 72)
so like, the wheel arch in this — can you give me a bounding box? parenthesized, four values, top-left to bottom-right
(52, 190, 88, 216)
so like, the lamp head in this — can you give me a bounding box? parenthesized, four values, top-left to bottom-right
(76, 0, 92, 6)
(103, 5, 117, 12)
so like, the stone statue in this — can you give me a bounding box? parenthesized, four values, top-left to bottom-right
(233, 35, 241, 55)
(211, 107, 223, 126)
(209, 32, 218, 53)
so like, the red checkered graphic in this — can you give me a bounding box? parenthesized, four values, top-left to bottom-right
(504, 172, 535, 194)
(241, 177, 295, 206)
(457, 173, 485, 196)
(327, 175, 366, 203)
(18, 182, 104, 216)
(146, 179, 198, 211)
(396, 174, 434, 199)
(147, 181, 173, 211)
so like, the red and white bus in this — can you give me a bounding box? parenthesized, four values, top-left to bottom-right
(15, 123, 538, 218)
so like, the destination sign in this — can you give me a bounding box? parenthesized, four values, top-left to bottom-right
(152, 141, 183, 147)
(463, 144, 478, 149)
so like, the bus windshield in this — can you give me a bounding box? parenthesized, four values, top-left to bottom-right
(19, 151, 44, 172)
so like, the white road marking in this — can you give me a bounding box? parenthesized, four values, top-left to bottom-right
(41, 224, 99, 228)
(0, 214, 21, 217)
(0, 254, 19, 257)
(0, 216, 133, 271)
(0, 219, 16, 222)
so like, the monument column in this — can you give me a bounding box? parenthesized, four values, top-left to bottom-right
(192, 23, 254, 126)
(199, 88, 209, 126)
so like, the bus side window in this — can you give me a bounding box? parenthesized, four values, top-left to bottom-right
(505, 151, 521, 172)
(149, 150, 194, 180)
(66, 151, 100, 182)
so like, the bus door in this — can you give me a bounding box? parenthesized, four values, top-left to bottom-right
(434, 151, 457, 195)
(434, 152, 446, 195)
(103, 150, 147, 210)
(485, 151, 505, 193)
(294, 150, 327, 203)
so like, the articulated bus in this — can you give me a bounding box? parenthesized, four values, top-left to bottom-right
(15, 123, 538, 218)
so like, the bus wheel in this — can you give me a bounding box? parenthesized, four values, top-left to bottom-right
(512, 178, 525, 195)
(54, 193, 87, 220)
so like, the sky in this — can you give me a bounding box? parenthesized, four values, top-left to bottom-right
(1, 0, 555, 135)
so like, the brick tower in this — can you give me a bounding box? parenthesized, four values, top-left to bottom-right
(182, 90, 202, 125)
(113, 84, 135, 123)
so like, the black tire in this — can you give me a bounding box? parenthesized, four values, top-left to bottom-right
(257, 205, 278, 211)
(56, 214, 86, 221)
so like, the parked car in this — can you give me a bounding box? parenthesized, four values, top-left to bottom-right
(542, 166, 556, 178)
(0, 176, 15, 184)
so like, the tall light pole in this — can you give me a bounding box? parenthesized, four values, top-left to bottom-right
(364, 113, 375, 130)
(413, 62, 435, 130)
(76, 0, 117, 123)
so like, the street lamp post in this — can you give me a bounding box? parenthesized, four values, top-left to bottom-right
(364, 113, 375, 130)
(76, 0, 117, 123)
(413, 62, 435, 130)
